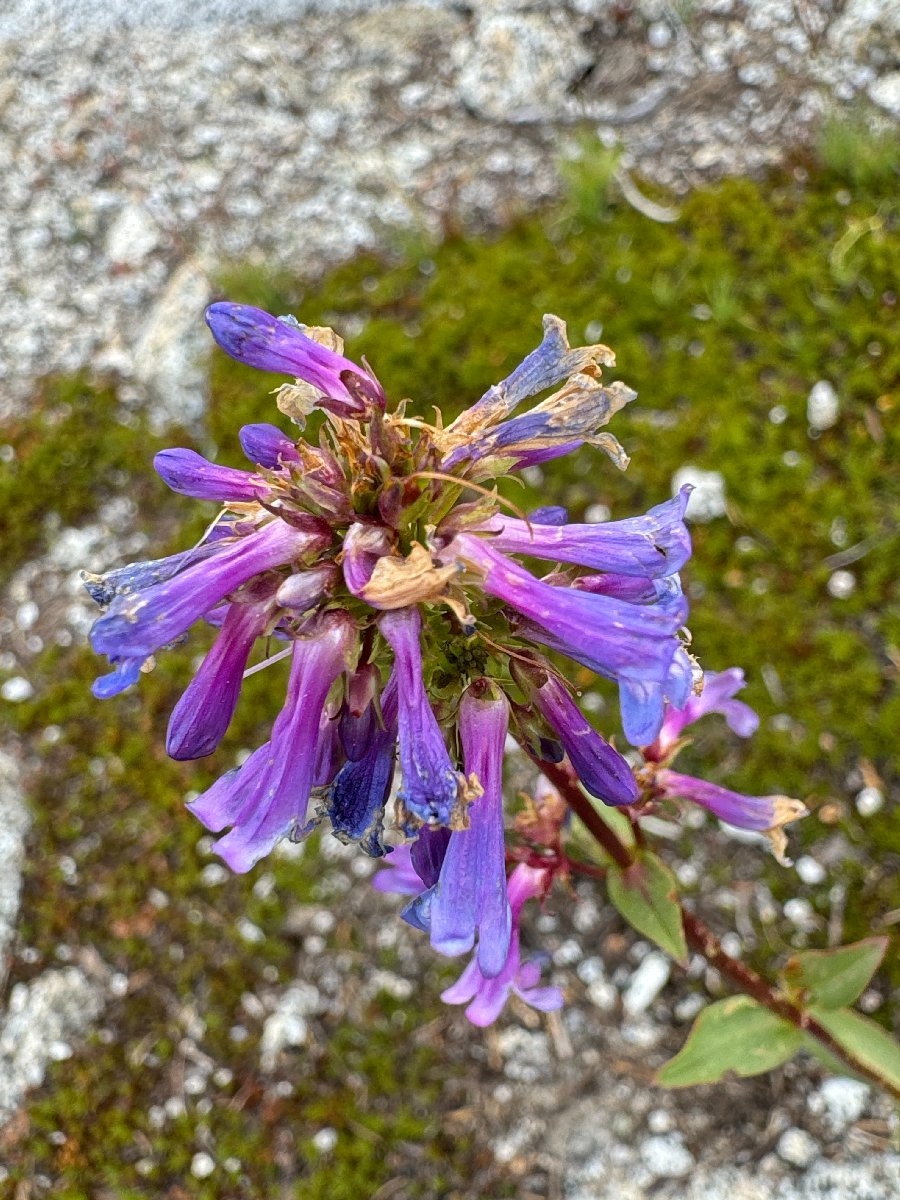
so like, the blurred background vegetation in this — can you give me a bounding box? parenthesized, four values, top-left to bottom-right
(2, 120, 898, 1195)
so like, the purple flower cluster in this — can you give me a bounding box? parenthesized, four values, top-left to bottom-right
(85, 299, 736, 1024)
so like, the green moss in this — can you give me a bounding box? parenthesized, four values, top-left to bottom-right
(0, 375, 179, 587)
(5, 154, 899, 1191)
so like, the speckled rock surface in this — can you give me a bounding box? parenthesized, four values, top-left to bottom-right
(0, 0, 898, 423)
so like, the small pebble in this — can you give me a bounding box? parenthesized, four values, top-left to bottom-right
(855, 786, 883, 816)
(827, 570, 856, 599)
(776, 1127, 818, 1169)
(812, 1077, 869, 1131)
(190, 1151, 215, 1180)
(796, 855, 826, 885)
(640, 1134, 695, 1179)
(1, 677, 34, 702)
(622, 952, 670, 1017)
(586, 978, 618, 1012)
(312, 1127, 338, 1153)
(807, 380, 840, 430)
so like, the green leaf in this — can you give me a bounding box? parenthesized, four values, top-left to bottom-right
(808, 1006, 900, 1093)
(657, 996, 803, 1088)
(782, 937, 889, 1010)
(607, 850, 687, 965)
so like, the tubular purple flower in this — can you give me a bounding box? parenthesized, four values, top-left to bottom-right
(527, 672, 638, 806)
(429, 686, 512, 978)
(166, 596, 275, 760)
(82, 543, 221, 607)
(153, 448, 265, 503)
(187, 612, 356, 872)
(238, 423, 300, 468)
(378, 607, 463, 827)
(441, 863, 563, 1026)
(445, 534, 685, 744)
(90, 519, 329, 660)
(475, 489, 691, 578)
(206, 302, 385, 417)
(326, 673, 398, 856)
(656, 769, 807, 843)
(445, 314, 616, 438)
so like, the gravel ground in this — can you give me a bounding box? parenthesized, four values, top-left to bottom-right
(1, 1, 899, 1195)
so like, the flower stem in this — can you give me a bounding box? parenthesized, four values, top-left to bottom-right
(535, 757, 900, 1102)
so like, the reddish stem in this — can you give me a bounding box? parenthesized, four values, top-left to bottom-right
(534, 755, 900, 1102)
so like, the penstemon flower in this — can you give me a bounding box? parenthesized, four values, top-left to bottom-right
(84, 300, 803, 1025)
(636, 668, 807, 862)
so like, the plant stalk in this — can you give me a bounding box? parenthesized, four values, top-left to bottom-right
(536, 758, 900, 1102)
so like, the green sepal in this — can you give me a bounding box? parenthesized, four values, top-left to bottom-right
(657, 996, 802, 1088)
(781, 937, 889, 1011)
(607, 849, 687, 966)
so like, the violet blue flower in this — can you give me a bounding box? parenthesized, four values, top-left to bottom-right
(445, 533, 686, 744)
(206, 302, 385, 417)
(238, 423, 300, 468)
(166, 591, 276, 760)
(81, 542, 221, 607)
(476, 489, 691, 578)
(326, 673, 399, 856)
(378, 607, 463, 827)
(443, 314, 616, 442)
(429, 686, 512, 978)
(441, 863, 563, 1026)
(90, 519, 329, 661)
(648, 667, 759, 760)
(187, 611, 356, 872)
(523, 669, 638, 806)
(654, 768, 807, 862)
(154, 448, 265, 503)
